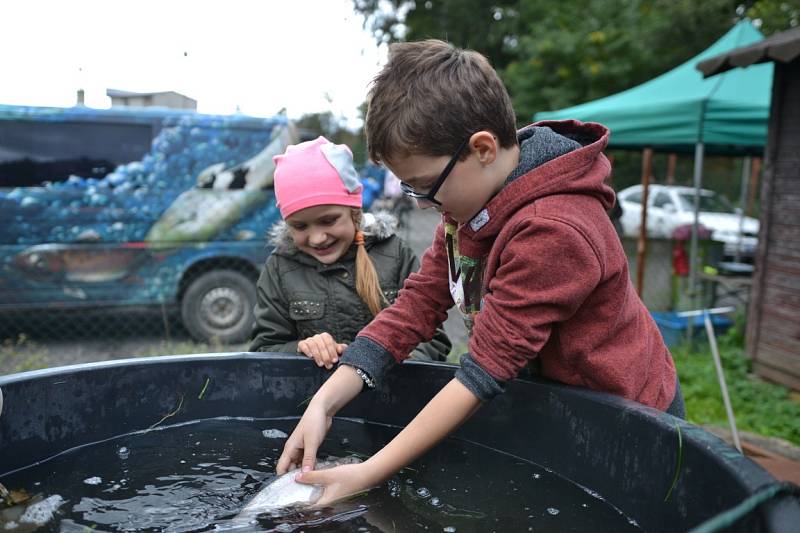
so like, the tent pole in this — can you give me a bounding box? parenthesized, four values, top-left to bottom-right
(735, 156, 752, 263)
(688, 142, 705, 321)
(636, 148, 654, 297)
(666, 153, 677, 185)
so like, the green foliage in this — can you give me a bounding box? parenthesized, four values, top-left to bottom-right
(746, 0, 800, 34)
(353, 0, 800, 124)
(671, 319, 800, 446)
(0, 335, 47, 374)
(295, 111, 368, 165)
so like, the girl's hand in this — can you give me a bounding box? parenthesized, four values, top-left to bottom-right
(298, 333, 347, 370)
(276, 400, 332, 475)
(295, 460, 377, 507)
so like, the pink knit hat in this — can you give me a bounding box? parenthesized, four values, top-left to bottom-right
(273, 136, 363, 219)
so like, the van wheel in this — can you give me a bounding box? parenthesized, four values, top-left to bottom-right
(181, 269, 256, 344)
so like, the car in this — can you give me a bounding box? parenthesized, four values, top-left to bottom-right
(0, 105, 296, 343)
(616, 184, 759, 261)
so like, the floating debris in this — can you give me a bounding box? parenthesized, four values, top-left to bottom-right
(261, 429, 288, 439)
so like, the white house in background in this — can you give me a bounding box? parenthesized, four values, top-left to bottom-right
(107, 89, 197, 110)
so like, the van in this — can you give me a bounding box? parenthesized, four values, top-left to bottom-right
(0, 104, 297, 343)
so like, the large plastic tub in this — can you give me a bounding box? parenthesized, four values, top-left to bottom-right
(1, 354, 798, 531)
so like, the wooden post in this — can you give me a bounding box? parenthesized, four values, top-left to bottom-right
(636, 148, 654, 297)
(666, 153, 677, 185)
(746, 157, 762, 217)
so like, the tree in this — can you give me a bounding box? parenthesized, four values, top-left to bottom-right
(353, 0, 800, 123)
(294, 111, 368, 166)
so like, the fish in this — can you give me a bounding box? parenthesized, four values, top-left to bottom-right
(146, 122, 297, 248)
(197, 122, 298, 191)
(11, 244, 149, 283)
(233, 456, 361, 523)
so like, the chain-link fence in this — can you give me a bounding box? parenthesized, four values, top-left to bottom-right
(0, 103, 755, 373)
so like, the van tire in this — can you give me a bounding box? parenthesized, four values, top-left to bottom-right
(181, 269, 256, 344)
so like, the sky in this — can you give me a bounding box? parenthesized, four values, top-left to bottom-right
(0, 0, 388, 129)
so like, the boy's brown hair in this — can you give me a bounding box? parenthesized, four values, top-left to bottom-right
(366, 39, 517, 165)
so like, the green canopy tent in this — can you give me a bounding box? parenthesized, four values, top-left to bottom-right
(534, 19, 772, 300)
(534, 20, 771, 152)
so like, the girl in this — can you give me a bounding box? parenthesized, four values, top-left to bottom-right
(249, 136, 451, 366)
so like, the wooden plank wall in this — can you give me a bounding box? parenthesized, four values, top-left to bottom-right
(747, 60, 800, 391)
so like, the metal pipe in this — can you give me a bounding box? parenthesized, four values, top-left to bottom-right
(688, 142, 705, 339)
(704, 309, 742, 453)
(735, 156, 751, 263)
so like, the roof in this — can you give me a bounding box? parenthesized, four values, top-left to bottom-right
(106, 89, 196, 101)
(697, 26, 800, 77)
(534, 20, 771, 152)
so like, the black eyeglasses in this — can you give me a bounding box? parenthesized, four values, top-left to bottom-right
(399, 138, 470, 206)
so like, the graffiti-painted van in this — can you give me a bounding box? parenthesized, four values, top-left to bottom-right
(0, 104, 297, 343)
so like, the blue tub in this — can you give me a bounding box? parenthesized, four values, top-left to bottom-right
(652, 311, 734, 347)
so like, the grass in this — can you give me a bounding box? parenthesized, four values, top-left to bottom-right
(0, 334, 246, 376)
(671, 314, 800, 447)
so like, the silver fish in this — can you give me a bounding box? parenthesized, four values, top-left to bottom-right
(234, 456, 361, 522)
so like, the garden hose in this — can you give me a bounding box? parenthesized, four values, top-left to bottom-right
(688, 482, 800, 533)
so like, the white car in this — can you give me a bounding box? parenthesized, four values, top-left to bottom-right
(616, 185, 759, 260)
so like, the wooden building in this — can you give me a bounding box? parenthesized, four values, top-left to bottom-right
(698, 28, 800, 391)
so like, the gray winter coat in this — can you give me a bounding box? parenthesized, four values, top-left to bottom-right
(249, 212, 451, 360)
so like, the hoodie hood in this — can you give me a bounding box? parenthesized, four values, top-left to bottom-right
(458, 120, 615, 242)
(268, 210, 397, 255)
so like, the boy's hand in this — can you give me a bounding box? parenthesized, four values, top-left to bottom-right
(295, 460, 377, 506)
(298, 333, 347, 369)
(276, 400, 332, 475)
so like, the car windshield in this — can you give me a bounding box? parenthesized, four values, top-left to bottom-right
(677, 192, 734, 213)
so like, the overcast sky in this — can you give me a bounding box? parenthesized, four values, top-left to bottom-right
(0, 0, 387, 128)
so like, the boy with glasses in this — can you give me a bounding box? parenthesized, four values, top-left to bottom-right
(276, 39, 683, 504)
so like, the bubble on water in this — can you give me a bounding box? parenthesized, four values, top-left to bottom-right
(429, 497, 442, 508)
(340, 437, 350, 445)
(19, 495, 64, 525)
(405, 478, 414, 485)
(275, 523, 293, 533)
(546, 507, 560, 516)
(582, 503, 588, 508)
(628, 518, 639, 527)
(84, 476, 102, 485)
(532, 473, 541, 479)
(443, 527, 457, 532)
(416, 487, 431, 499)
(262, 429, 288, 439)
(117, 446, 130, 459)
(5, 520, 19, 529)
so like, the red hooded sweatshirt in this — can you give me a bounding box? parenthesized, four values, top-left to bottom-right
(358, 120, 677, 410)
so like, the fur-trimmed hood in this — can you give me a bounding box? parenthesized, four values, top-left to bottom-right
(268, 211, 398, 254)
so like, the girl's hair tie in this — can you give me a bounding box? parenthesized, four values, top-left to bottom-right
(354, 230, 365, 246)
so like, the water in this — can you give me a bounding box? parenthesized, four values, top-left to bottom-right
(0, 417, 641, 532)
